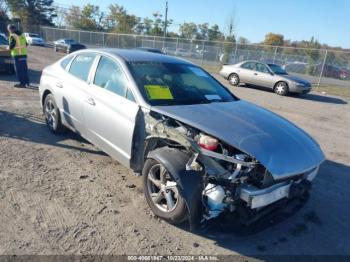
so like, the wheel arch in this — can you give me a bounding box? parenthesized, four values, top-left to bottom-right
(41, 89, 52, 107)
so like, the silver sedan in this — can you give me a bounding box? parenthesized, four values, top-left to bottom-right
(39, 49, 324, 227)
(219, 60, 312, 95)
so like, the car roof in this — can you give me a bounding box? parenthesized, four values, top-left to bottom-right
(93, 48, 194, 64)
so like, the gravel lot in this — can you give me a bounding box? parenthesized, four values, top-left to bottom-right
(0, 46, 350, 258)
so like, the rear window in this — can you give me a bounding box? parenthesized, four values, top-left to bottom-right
(60, 56, 74, 70)
(69, 54, 96, 81)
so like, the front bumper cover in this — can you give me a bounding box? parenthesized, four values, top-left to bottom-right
(240, 167, 318, 209)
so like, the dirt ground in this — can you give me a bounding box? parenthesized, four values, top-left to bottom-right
(0, 46, 350, 258)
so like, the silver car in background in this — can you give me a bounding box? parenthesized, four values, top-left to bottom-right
(220, 60, 312, 95)
(39, 49, 324, 227)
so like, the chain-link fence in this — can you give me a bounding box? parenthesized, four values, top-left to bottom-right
(21, 25, 350, 94)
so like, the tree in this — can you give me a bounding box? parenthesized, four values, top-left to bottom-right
(238, 37, 249, 45)
(179, 22, 197, 39)
(224, 8, 237, 41)
(65, 4, 103, 31)
(150, 12, 163, 36)
(208, 24, 223, 41)
(5, 0, 56, 29)
(197, 23, 209, 40)
(0, 0, 9, 22)
(264, 32, 284, 46)
(53, 5, 66, 28)
(305, 36, 321, 75)
(106, 4, 139, 33)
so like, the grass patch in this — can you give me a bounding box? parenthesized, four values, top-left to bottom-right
(201, 64, 222, 74)
(314, 85, 350, 99)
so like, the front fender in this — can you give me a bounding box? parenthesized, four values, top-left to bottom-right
(147, 147, 203, 229)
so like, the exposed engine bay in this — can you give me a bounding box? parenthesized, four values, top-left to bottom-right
(142, 110, 317, 226)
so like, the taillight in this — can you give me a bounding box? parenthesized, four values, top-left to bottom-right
(198, 134, 218, 151)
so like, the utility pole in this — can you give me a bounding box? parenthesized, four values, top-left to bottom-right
(163, 1, 168, 38)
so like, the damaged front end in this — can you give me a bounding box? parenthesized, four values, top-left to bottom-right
(142, 110, 323, 228)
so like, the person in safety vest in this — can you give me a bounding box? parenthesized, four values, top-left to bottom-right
(7, 24, 30, 88)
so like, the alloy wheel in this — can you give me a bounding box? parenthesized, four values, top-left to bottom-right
(146, 164, 179, 213)
(45, 99, 57, 130)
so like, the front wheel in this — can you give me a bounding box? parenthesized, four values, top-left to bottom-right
(142, 158, 187, 224)
(44, 94, 65, 133)
(274, 81, 289, 96)
(228, 73, 240, 86)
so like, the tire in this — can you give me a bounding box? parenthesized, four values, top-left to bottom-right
(43, 94, 65, 133)
(274, 81, 289, 96)
(228, 73, 240, 86)
(142, 158, 188, 224)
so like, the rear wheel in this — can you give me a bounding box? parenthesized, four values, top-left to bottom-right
(142, 158, 187, 224)
(228, 73, 240, 86)
(44, 94, 65, 133)
(274, 81, 289, 96)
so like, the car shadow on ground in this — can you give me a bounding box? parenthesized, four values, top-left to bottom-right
(241, 84, 348, 105)
(175, 159, 350, 257)
(0, 110, 106, 156)
(0, 68, 42, 87)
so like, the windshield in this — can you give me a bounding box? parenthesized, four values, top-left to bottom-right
(268, 64, 288, 75)
(128, 62, 237, 106)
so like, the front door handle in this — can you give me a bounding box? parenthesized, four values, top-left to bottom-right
(86, 97, 96, 106)
(254, 73, 258, 75)
(56, 82, 63, 88)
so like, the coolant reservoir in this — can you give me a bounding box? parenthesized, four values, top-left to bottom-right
(204, 183, 226, 218)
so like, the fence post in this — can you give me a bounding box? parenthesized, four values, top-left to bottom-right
(176, 38, 179, 50)
(317, 50, 328, 91)
(78, 30, 81, 43)
(102, 32, 105, 47)
(273, 46, 278, 63)
(153, 36, 156, 48)
(201, 41, 205, 65)
(233, 42, 238, 63)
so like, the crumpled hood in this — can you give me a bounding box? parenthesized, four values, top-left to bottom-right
(283, 74, 311, 85)
(152, 100, 325, 179)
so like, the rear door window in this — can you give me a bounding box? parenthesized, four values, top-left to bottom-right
(61, 56, 73, 70)
(69, 54, 96, 81)
(241, 62, 256, 70)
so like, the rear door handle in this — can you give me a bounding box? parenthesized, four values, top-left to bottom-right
(56, 82, 63, 88)
(86, 97, 96, 106)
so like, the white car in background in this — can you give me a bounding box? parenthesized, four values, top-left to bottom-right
(24, 33, 45, 46)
